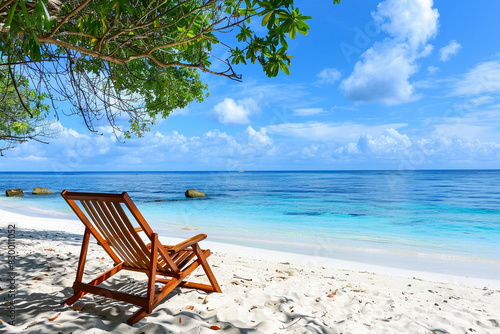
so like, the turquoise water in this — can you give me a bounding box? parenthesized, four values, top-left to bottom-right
(1, 170, 500, 262)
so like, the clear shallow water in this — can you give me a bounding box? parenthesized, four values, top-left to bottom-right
(1, 170, 500, 263)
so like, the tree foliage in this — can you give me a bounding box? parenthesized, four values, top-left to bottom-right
(0, 0, 339, 153)
(0, 66, 51, 155)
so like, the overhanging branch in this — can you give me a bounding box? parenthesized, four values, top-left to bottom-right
(8, 65, 33, 118)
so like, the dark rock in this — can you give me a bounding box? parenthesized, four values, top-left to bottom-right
(6, 189, 24, 197)
(33, 187, 54, 195)
(185, 189, 206, 198)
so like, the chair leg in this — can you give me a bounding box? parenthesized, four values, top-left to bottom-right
(127, 308, 148, 325)
(127, 276, 181, 325)
(146, 234, 158, 314)
(193, 245, 222, 293)
(62, 291, 85, 306)
(62, 227, 91, 305)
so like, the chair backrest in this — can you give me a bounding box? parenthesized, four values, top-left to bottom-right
(61, 190, 177, 273)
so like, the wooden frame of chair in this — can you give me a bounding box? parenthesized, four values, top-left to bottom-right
(60, 189, 222, 324)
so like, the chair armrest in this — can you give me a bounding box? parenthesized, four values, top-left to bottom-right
(169, 234, 207, 253)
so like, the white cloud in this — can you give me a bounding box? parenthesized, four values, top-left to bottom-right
(413, 79, 436, 89)
(331, 105, 358, 111)
(467, 96, 495, 106)
(7, 121, 119, 171)
(316, 68, 342, 84)
(341, 42, 420, 105)
(422, 107, 500, 142)
(302, 144, 318, 157)
(427, 65, 439, 74)
(10, 121, 280, 170)
(451, 61, 500, 96)
(452, 96, 495, 112)
(433, 122, 499, 142)
(439, 40, 461, 62)
(357, 128, 412, 154)
(153, 130, 189, 152)
(212, 98, 259, 125)
(150, 127, 275, 160)
(341, 0, 439, 106)
(293, 108, 326, 116)
(143, 123, 500, 167)
(331, 127, 500, 163)
(170, 107, 189, 116)
(245, 126, 272, 146)
(419, 44, 434, 58)
(15, 155, 49, 162)
(266, 122, 407, 142)
(414, 136, 500, 162)
(6, 117, 500, 170)
(373, 0, 439, 49)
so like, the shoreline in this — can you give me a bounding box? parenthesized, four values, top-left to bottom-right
(1, 207, 499, 290)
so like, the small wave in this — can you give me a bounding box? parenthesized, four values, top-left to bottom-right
(144, 197, 212, 203)
(390, 219, 427, 226)
(284, 211, 323, 216)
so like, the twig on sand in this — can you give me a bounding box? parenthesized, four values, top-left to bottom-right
(233, 274, 253, 281)
(279, 317, 301, 330)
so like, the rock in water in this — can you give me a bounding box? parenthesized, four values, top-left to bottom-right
(6, 189, 24, 197)
(185, 189, 206, 198)
(33, 187, 54, 195)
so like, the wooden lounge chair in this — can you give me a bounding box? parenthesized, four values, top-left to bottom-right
(60, 189, 222, 324)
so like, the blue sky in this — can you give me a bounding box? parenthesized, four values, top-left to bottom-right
(3, 0, 500, 171)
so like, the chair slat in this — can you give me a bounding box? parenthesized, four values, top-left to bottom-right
(103, 202, 151, 269)
(64, 191, 125, 202)
(175, 252, 196, 271)
(173, 250, 191, 263)
(82, 200, 133, 267)
(112, 202, 173, 272)
(122, 194, 180, 272)
(61, 196, 121, 263)
(94, 201, 146, 269)
(107, 202, 152, 262)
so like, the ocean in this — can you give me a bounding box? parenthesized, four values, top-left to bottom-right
(1, 170, 500, 276)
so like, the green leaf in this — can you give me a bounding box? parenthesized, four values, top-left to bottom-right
(262, 11, 273, 26)
(279, 62, 290, 75)
(260, 1, 273, 10)
(19, 0, 32, 28)
(121, 0, 134, 14)
(5, 0, 19, 28)
(39, 1, 52, 24)
(280, 35, 288, 49)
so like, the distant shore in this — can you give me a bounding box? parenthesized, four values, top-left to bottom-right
(1, 207, 500, 332)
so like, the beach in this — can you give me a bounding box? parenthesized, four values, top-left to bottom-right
(2, 0, 500, 332)
(1, 208, 500, 333)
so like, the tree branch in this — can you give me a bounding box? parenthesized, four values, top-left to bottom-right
(49, 0, 92, 38)
(37, 36, 127, 64)
(0, 0, 15, 14)
(8, 65, 33, 118)
(0, 58, 68, 66)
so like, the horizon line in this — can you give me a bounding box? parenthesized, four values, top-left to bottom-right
(1, 168, 499, 173)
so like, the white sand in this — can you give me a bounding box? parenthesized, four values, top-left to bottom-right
(1, 209, 500, 333)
